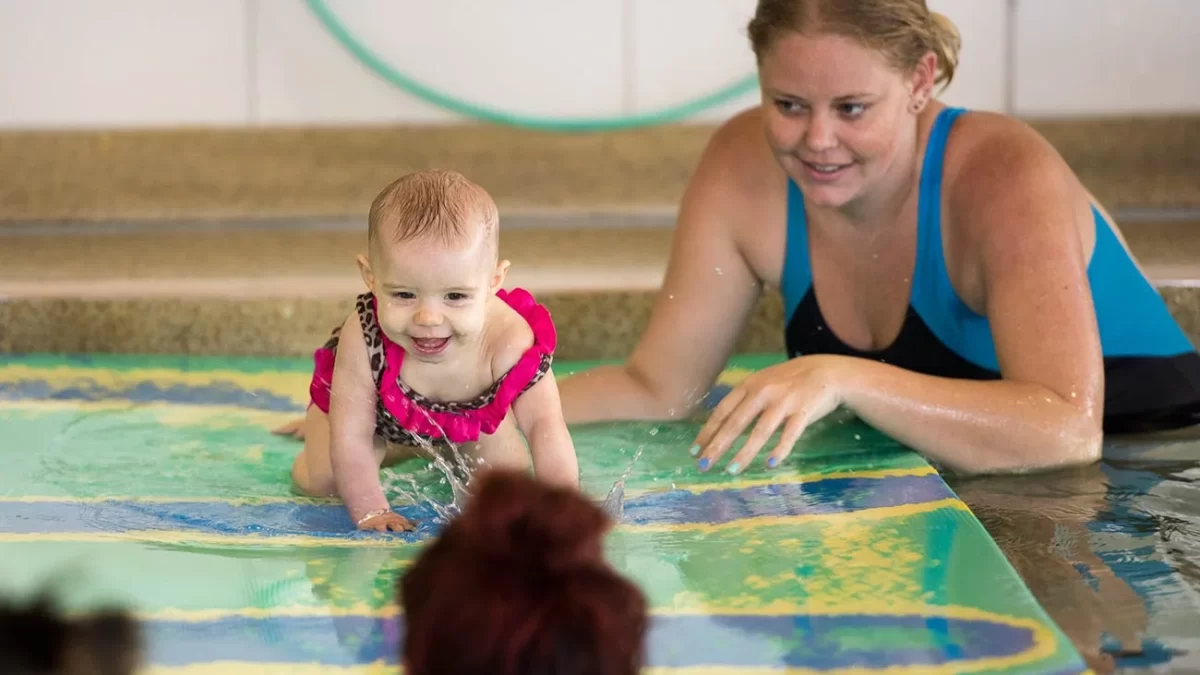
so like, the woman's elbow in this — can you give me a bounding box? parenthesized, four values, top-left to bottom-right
(1061, 411, 1103, 465)
(962, 408, 1102, 475)
(1017, 408, 1103, 472)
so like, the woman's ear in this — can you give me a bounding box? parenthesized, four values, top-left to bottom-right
(908, 51, 938, 112)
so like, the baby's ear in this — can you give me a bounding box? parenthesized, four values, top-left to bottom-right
(491, 259, 511, 292)
(356, 254, 376, 292)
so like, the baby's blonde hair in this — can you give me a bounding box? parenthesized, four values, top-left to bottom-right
(367, 169, 499, 257)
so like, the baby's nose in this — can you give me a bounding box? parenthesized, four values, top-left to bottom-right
(413, 307, 442, 325)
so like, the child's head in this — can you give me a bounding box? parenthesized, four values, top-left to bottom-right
(357, 170, 508, 362)
(399, 470, 648, 675)
(0, 593, 142, 675)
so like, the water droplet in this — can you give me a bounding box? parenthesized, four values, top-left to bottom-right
(668, 294, 675, 300)
(667, 408, 676, 417)
(854, 434, 862, 441)
(714, 267, 723, 275)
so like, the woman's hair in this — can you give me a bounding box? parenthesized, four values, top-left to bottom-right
(399, 470, 648, 675)
(0, 594, 141, 675)
(748, 0, 962, 90)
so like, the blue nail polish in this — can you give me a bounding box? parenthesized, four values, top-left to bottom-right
(767, 456, 778, 468)
(726, 462, 741, 475)
(698, 458, 710, 471)
(688, 444, 701, 457)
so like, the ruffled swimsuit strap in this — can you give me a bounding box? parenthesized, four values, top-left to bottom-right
(356, 293, 391, 390)
(376, 287, 558, 444)
(309, 292, 380, 413)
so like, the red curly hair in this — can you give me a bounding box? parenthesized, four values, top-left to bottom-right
(399, 470, 648, 675)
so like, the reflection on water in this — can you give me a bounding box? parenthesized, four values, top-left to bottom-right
(947, 434, 1200, 674)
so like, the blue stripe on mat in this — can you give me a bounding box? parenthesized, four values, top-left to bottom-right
(139, 612, 1039, 669)
(0, 380, 304, 412)
(0, 474, 956, 541)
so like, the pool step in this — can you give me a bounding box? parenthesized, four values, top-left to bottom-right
(3, 217, 1200, 359)
(2, 114, 1198, 225)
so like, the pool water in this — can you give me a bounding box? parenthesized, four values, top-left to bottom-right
(949, 436, 1200, 674)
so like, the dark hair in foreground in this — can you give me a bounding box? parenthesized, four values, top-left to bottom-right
(399, 470, 648, 675)
(0, 593, 141, 675)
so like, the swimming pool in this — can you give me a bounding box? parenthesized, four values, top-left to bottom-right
(0, 353, 1196, 673)
(949, 436, 1200, 673)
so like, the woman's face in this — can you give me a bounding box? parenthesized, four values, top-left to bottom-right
(759, 31, 924, 210)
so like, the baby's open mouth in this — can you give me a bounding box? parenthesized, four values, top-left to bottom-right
(410, 337, 450, 355)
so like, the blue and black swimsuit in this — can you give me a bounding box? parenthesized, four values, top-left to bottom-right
(781, 107, 1200, 433)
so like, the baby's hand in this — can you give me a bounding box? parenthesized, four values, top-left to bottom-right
(356, 510, 417, 533)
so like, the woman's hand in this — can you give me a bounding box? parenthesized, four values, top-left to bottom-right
(689, 355, 850, 474)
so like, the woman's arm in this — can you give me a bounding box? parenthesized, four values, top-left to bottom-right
(559, 114, 770, 424)
(695, 120, 1104, 474)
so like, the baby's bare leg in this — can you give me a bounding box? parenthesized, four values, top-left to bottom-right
(290, 406, 412, 497)
(469, 414, 532, 476)
(291, 405, 336, 497)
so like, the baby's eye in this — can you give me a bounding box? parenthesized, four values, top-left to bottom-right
(446, 292, 469, 302)
(393, 291, 416, 300)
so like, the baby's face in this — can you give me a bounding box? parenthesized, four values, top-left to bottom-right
(363, 231, 504, 363)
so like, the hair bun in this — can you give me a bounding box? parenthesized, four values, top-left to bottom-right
(458, 471, 610, 572)
(929, 11, 962, 82)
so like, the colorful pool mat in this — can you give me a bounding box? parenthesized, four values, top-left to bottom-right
(0, 354, 1089, 673)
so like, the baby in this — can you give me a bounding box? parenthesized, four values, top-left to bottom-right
(283, 169, 580, 532)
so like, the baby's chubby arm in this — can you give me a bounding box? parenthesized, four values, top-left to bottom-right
(327, 316, 396, 526)
(512, 370, 580, 488)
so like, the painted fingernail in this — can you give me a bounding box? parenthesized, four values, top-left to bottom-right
(688, 444, 701, 457)
(767, 456, 778, 468)
(698, 458, 710, 471)
(726, 462, 741, 475)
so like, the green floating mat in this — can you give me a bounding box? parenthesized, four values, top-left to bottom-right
(0, 354, 1088, 674)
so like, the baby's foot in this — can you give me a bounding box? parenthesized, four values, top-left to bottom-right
(271, 417, 306, 440)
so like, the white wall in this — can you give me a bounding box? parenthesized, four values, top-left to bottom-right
(0, 0, 1197, 130)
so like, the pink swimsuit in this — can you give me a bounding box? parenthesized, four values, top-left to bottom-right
(308, 288, 556, 447)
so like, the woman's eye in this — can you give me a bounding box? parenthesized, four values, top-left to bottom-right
(775, 99, 805, 115)
(839, 102, 867, 118)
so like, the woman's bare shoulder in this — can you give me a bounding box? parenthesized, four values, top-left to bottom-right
(697, 106, 784, 194)
(682, 106, 788, 242)
(943, 110, 1080, 202)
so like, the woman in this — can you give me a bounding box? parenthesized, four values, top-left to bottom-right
(559, 0, 1200, 475)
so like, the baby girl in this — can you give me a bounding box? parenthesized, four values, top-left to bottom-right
(281, 169, 579, 532)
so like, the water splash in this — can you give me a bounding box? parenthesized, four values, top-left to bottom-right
(380, 406, 481, 523)
(601, 442, 646, 522)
